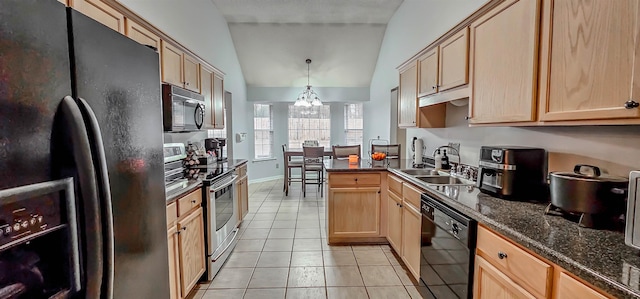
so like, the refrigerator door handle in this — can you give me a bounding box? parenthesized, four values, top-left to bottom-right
(59, 96, 104, 298)
(77, 98, 115, 299)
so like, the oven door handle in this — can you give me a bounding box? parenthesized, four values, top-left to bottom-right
(212, 228, 239, 262)
(211, 175, 239, 193)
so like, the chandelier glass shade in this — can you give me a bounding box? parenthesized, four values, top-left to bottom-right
(294, 59, 322, 107)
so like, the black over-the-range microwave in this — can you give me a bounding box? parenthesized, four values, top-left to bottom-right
(162, 83, 205, 132)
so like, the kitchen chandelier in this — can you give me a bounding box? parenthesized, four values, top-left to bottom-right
(294, 58, 322, 107)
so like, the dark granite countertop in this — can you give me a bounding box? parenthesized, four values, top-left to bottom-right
(165, 159, 248, 204)
(324, 158, 640, 298)
(324, 158, 418, 172)
(166, 179, 203, 204)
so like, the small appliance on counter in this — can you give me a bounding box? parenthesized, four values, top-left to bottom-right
(204, 138, 228, 162)
(163, 143, 188, 193)
(477, 146, 547, 200)
(626, 171, 640, 248)
(547, 164, 628, 229)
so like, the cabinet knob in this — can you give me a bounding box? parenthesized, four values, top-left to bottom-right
(354, 178, 358, 182)
(432, 86, 436, 89)
(191, 200, 196, 203)
(498, 251, 507, 259)
(186, 82, 190, 86)
(465, 116, 471, 120)
(625, 100, 639, 109)
(182, 227, 187, 231)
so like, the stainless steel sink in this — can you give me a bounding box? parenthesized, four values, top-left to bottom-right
(415, 175, 467, 185)
(398, 168, 439, 176)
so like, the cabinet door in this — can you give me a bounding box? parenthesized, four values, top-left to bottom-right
(418, 48, 439, 97)
(474, 256, 536, 299)
(242, 177, 249, 219)
(399, 63, 418, 127)
(469, 0, 540, 124)
(70, 0, 124, 33)
(161, 41, 183, 87)
(439, 27, 469, 92)
(212, 74, 225, 128)
(183, 54, 200, 92)
(554, 272, 608, 299)
(401, 202, 421, 281)
(178, 207, 206, 297)
(200, 66, 214, 128)
(387, 191, 403, 253)
(539, 0, 640, 121)
(329, 187, 380, 238)
(167, 226, 181, 299)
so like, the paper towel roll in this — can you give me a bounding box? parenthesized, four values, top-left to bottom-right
(413, 138, 424, 165)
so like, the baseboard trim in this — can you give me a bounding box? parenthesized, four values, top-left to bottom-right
(248, 175, 283, 184)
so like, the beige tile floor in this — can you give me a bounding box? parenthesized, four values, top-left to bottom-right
(186, 179, 435, 299)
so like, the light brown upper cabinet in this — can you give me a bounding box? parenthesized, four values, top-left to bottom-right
(212, 74, 225, 128)
(200, 66, 214, 128)
(468, 0, 540, 124)
(70, 0, 124, 34)
(438, 27, 469, 92)
(125, 19, 161, 78)
(418, 48, 439, 97)
(538, 0, 640, 122)
(161, 41, 183, 87)
(183, 54, 200, 93)
(399, 62, 418, 127)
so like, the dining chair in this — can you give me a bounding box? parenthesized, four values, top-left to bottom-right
(302, 146, 325, 197)
(283, 144, 303, 196)
(332, 145, 361, 159)
(371, 144, 401, 159)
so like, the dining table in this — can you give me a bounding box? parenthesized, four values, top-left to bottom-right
(283, 149, 333, 195)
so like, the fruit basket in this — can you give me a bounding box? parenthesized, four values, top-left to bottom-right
(368, 137, 390, 167)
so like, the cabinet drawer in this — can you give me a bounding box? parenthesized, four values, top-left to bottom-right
(388, 175, 403, 196)
(477, 225, 552, 298)
(329, 173, 381, 186)
(402, 183, 423, 209)
(178, 189, 202, 217)
(166, 202, 177, 227)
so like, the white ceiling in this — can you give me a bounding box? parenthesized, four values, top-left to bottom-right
(210, 0, 403, 87)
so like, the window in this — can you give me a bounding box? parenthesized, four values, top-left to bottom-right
(254, 104, 273, 159)
(344, 103, 363, 147)
(288, 105, 331, 149)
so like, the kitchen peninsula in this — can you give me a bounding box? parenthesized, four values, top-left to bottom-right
(324, 158, 640, 299)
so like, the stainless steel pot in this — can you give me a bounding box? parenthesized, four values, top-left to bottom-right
(549, 164, 628, 215)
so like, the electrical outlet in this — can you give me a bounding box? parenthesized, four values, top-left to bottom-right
(276, 163, 279, 169)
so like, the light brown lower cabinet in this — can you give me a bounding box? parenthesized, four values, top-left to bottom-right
(401, 201, 421, 280)
(166, 189, 205, 299)
(474, 225, 614, 299)
(474, 255, 536, 299)
(236, 164, 249, 222)
(386, 191, 403, 253)
(329, 187, 381, 238)
(167, 225, 180, 299)
(178, 207, 206, 296)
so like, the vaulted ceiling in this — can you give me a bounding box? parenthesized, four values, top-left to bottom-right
(210, 0, 403, 87)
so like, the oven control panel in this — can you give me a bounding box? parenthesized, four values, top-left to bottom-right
(0, 194, 62, 248)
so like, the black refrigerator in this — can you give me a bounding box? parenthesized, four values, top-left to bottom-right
(0, 1, 169, 298)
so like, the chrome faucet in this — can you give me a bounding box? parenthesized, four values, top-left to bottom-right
(432, 145, 461, 166)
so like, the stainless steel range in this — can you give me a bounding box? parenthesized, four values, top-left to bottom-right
(201, 166, 239, 280)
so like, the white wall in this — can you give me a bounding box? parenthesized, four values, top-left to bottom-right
(371, 0, 640, 177)
(366, 0, 487, 149)
(119, 0, 251, 169)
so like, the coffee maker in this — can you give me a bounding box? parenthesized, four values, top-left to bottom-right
(204, 138, 227, 162)
(216, 138, 227, 162)
(477, 146, 547, 200)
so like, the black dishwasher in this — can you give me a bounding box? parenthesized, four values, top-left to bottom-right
(420, 193, 477, 299)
